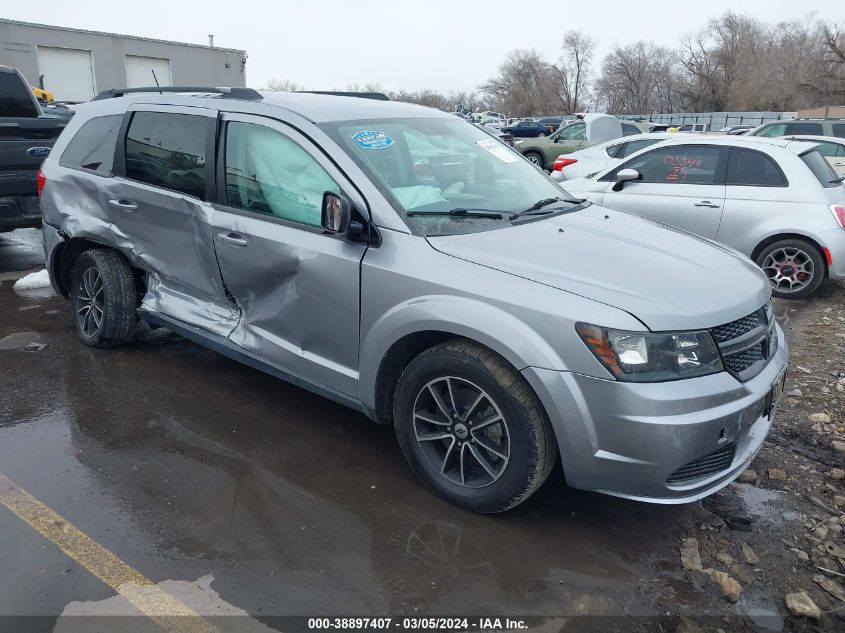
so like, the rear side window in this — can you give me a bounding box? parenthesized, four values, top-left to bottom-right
(815, 141, 845, 158)
(125, 112, 209, 199)
(558, 122, 586, 140)
(833, 124, 845, 139)
(786, 122, 823, 135)
(60, 115, 122, 175)
(0, 71, 39, 118)
(726, 148, 787, 187)
(605, 142, 625, 158)
(754, 123, 786, 138)
(615, 145, 723, 185)
(621, 123, 640, 136)
(621, 138, 660, 157)
(801, 150, 841, 188)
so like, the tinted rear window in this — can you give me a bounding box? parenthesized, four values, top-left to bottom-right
(786, 122, 823, 135)
(621, 123, 640, 136)
(60, 115, 123, 175)
(726, 148, 787, 187)
(125, 112, 209, 199)
(0, 71, 39, 118)
(833, 124, 845, 139)
(801, 149, 841, 188)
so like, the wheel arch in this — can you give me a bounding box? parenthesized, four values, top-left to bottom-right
(52, 237, 146, 300)
(750, 232, 829, 277)
(361, 298, 565, 426)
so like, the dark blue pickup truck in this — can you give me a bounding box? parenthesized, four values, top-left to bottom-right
(0, 65, 68, 232)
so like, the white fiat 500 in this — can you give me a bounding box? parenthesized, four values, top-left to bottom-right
(565, 135, 845, 298)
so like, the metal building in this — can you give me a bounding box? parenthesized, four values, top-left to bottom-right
(0, 19, 247, 102)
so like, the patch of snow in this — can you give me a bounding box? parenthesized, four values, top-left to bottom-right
(12, 269, 50, 291)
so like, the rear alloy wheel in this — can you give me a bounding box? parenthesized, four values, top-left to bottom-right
(393, 340, 556, 513)
(524, 152, 543, 168)
(537, 131, 547, 137)
(756, 239, 825, 299)
(70, 249, 137, 347)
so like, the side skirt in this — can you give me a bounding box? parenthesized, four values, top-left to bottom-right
(138, 309, 376, 421)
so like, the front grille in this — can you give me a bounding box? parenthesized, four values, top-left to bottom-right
(667, 443, 737, 485)
(709, 303, 772, 382)
(723, 340, 765, 373)
(711, 312, 761, 343)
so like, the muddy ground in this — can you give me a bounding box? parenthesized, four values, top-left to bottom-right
(0, 227, 844, 632)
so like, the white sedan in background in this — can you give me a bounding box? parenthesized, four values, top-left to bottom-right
(564, 135, 845, 298)
(783, 135, 845, 176)
(550, 133, 687, 182)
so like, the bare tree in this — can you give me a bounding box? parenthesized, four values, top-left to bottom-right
(557, 30, 596, 113)
(262, 78, 304, 92)
(479, 49, 565, 116)
(595, 42, 679, 114)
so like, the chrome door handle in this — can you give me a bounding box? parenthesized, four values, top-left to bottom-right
(108, 198, 137, 212)
(694, 201, 720, 208)
(218, 232, 248, 247)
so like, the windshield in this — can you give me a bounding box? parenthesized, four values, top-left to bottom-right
(320, 117, 579, 236)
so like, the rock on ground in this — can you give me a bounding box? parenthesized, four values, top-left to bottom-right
(741, 543, 760, 565)
(680, 538, 702, 571)
(768, 468, 787, 481)
(785, 591, 821, 619)
(703, 568, 743, 603)
(738, 470, 757, 483)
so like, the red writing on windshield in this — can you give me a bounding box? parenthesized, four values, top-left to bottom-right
(663, 155, 703, 181)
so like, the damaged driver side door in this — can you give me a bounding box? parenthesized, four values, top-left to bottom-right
(209, 113, 368, 399)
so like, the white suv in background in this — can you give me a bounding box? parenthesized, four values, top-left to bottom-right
(565, 135, 845, 298)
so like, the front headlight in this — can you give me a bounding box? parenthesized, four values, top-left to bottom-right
(576, 323, 723, 382)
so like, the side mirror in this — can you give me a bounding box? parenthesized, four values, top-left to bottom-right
(612, 168, 641, 192)
(322, 191, 364, 237)
(322, 192, 351, 233)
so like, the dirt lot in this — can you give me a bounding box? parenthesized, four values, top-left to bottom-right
(1, 228, 844, 632)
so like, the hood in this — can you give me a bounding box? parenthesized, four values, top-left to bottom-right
(427, 205, 770, 332)
(585, 113, 623, 143)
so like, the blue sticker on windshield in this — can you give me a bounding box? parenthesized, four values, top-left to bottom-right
(352, 130, 394, 150)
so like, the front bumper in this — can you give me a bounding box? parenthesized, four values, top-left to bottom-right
(522, 323, 788, 503)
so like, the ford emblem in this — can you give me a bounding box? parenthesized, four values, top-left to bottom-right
(27, 147, 52, 158)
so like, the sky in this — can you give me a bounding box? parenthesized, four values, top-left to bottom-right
(4, 0, 844, 94)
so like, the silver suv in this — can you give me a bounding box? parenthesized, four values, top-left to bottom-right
(39, 88, 788, 512)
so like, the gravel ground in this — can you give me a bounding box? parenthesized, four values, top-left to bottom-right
(667, 280, 845, 632)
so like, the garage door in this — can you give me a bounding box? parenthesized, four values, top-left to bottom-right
(125, 55, 172, 88)
(37, 46, 95, 102)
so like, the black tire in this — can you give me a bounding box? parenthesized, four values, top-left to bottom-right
(524, 151, 544, 168)
(69, 248, 137, 348)
(393, 339, 556, 513)
(755, 238, 825, 299)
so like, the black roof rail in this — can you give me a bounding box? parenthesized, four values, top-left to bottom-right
(92, 86, 262, 101)
(297, 91, 390, 101)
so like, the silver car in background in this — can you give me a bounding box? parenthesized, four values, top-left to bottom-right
(566, 135, 845, 298)
(40, 88, 787, 512)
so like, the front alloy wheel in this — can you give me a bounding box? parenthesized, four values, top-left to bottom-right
(524, 152, 543, 167)
(393, 339, 556, 513)
(413, 376, 510, 488)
